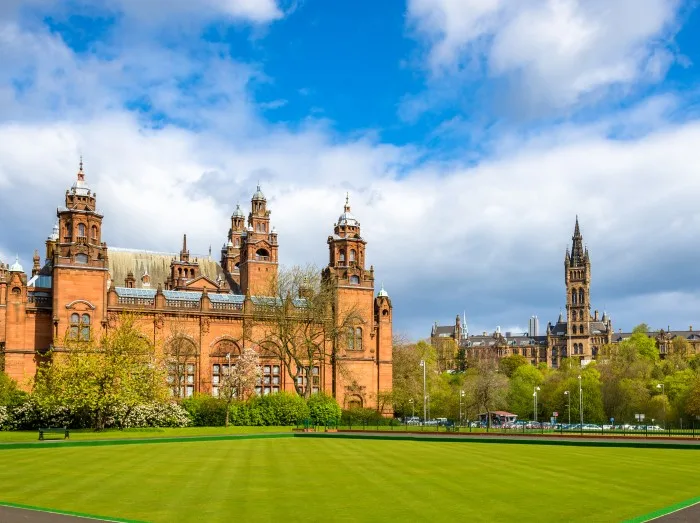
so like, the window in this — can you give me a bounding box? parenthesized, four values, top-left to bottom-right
(75, 253, 88, 264)
(349, 275, 360, 285)
(339, 249, 345, 263)
(69, 313, 90, 340)
(256, 364, 281, 395)
(347, 327, 363, 351)
(212, 363, 232, 398)
(579, 324, 585, 334)
(169, 362, 195, 397)
(572, 325, 577, 335)
(349, 249, 356, 262)
(571, 290, 577, 305)
(578, 289, 584, 304)
(91, 225, 98, 240)
(78, 223, 86, 237)
(296, 366, 320, 395)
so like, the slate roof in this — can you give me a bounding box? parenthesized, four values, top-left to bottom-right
(109, 248, 224, 289)
(612, 330, 700, 343)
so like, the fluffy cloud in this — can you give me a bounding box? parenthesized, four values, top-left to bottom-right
(407, 0, 681, 108)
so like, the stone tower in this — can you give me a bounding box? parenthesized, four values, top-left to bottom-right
(239, 186, 278, 295)
(564, 217, 591, 359)
(52, 160, 109, 343)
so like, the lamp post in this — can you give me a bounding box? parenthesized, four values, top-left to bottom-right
(656, 383, 666, 429)
(419, 360, 427, 423)
(578, 374, 583, 426)
(564, 390, 571, 426)
(408, 398, 415, 418)
(459, 389, 465, 426)
(533, 386, 541, 422)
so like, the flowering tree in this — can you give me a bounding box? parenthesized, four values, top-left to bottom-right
(219, 347, 263, 427)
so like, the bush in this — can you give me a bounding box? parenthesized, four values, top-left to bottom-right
(110, 403, 191, 428)
(0, 406, 8, 430)
(307, 393, 341, 426)
(341, 407, 390, 426)
(252, 393, 310, 426)
(181, 395, 227, 427)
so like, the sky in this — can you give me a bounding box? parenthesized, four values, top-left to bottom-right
(1, 0, 700, 340)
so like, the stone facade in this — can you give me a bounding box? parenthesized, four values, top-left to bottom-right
(0, 165, 393, 411)
(431, 218, 615, 368)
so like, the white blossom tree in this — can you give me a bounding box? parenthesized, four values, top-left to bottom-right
(219, 347, 263, 427)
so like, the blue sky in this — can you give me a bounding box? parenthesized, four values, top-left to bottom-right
(1, 0, 700, 339)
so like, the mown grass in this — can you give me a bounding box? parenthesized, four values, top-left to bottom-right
(0, 425, 292, 443)
(1, 437, 699, 522)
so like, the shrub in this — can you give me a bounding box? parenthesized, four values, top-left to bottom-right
(307, 393, 341, 426)
(341, 407, 389, 426)
(181, 395, 227, 427)
(110, 403, 191, 428)
(0, 406, 8, 430)
(253, 393, 310, 426)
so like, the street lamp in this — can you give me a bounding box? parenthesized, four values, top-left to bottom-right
(578, 375, 583, 426)
(656, 383, 666, 429)
(564, 390, 571, 426)
(408, 398, 415, 418)
(459, 389, 465, 426)
(533, 386, 541, 422)
(419, 360, 427, 423)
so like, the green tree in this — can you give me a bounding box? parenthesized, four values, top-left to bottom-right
(0, 372, 26, 407)
(465, 361, 508, 427)
(392, 339, 437, 417)
(507, 365, 543, 419)
(499, 354, 528, 378)
(34, 314, 168, 430)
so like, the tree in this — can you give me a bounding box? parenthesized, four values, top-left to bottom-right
(499, 354, 528, 378)
(165, 320, 199, 399)
(219, 347, 263, 427)
(252, 265, 361, 399)
(465, 361, 508, 426)
(34, 314, 168, 430)
(507, 365, 543, 419)
(683, 377, 700, 420)
(391, 339, 437, 417)
(0, 372, 26, 406)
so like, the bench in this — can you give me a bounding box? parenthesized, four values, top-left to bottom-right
(38, 427, 69, 441)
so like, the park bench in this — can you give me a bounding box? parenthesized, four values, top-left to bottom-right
(38, 427, 69, 441)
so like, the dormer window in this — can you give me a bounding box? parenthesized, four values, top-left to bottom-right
(349, 275, 360, 285)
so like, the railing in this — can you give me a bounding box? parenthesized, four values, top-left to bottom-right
(165, 299, 199, 309)
(27, 295, 51, 307)
(117, 296, 155, 307)
(255, 255, 270, 261)
(211, 302, 243, 311)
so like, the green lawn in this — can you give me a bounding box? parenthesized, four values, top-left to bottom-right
(0, 425, 292, 443)
(1, 437, 698, 522)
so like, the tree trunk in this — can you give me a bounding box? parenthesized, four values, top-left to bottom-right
(225, 400, 230, 428)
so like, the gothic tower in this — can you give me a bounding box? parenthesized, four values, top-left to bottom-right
(239, 186, 278, 295)
(51, 160, 109, 343)
(220, 203, 246, 289)
(323, 195, 381, 409)
(564, 217, 591, 359)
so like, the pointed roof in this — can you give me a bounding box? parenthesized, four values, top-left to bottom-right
(232, 203, 245, 218)
(70, 157, 91, 196)
(9, 255, 23, 272)
(252, 185, 266, 201)
(338, 193, 359, 226)
(569, 216, 585, 267)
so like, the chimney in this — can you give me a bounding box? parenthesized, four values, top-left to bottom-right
(594, 310, 599, 321)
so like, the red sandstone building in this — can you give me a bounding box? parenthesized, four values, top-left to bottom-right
(0, 164, 393, 410)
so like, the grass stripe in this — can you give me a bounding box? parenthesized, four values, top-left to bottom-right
(0, 432, 294, 450)
(625, 496, 700, 522)
(0, 501, 145, 522)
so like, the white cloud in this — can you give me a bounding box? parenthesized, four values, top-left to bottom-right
(407, 0, 681, 108)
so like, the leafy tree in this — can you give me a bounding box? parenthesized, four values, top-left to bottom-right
(219, 347, 263, 427)
(252, 265, 360, 399)
(683, 377, 700, 421)
(165, 320, 200, 399)
(507, 365, 543, 419)
(670, 337, 691, 359)
(34, 314, 169, 430)
(0, 372, 26, 407)
(392, 339, 437, 417)
(465, 361, 508, 426)
(499, 354, 528, 378)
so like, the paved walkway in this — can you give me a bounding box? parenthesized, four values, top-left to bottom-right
(649, 502, 700, 522)
(0, 506, 109, 522)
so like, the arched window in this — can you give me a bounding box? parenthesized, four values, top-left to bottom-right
(355, 327, 362, 351)
(578, 289, 584, 304)
(91, 225, 98, 240)
(349, 275, 360, 285)
(579, 324, 585, 334)
(349, 249, 356, 262)
(69, 313, 90, 340)
(572, 290, 577, 304)
(339, 249, 345, 263)
(347, 327, 363, 351)
(572, 325, 577, 335)
(347, 327, 354, 350)
(256, 248, 270, 260)
(75, 253, 88, 264)
(78, 223, 86, 237)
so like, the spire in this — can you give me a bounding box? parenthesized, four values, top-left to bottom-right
(78, 156, 85, 182)
(180, 234, 189, 262)
(570, 217, 585, 267)
(345, 192, 350, 212)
